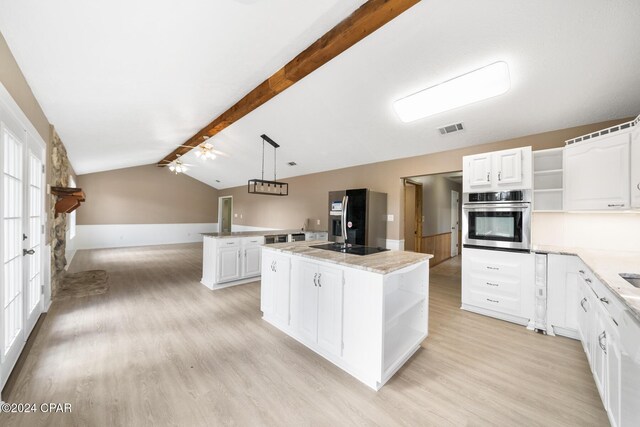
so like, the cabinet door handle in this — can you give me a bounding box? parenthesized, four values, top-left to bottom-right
(498, 171, 502, 181)
(580, 297, 587, 312)
(600, 297, 609, 304)
(578, 270, 585, 275)
(318, 273, 322, 287)
(23, 249, 35, 256)
(598, 331, 607, 354)
(486, 172, 490, 182)
(607, 203, 625, 208)
(637, 183, 640, 191)
(313, 273, 318, 287)
(585, 278, 592, 284)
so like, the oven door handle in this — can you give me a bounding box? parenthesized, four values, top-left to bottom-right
(463, 203, 530, 210)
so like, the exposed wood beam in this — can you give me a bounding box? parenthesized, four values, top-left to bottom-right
(158, 0, 420, 166)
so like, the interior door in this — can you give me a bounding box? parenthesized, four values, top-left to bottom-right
(450, 190, 459, 257)
(1, 122, 25, 385)
(24, 135, 45, 335)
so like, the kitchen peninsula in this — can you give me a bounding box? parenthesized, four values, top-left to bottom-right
(200, 229, 327, 290)
(261, 241, 432, 390)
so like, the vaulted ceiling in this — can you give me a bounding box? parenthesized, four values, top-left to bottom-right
(1, 0, 639, 188)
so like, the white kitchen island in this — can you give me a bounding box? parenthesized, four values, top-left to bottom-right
(261, 241, 432, 390)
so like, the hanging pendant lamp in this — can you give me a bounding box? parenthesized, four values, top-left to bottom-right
(247, 134, 288, 196)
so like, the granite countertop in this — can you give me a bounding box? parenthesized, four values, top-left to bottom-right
(263, 241, 433, 275)
(532, 244, 640, 323)
(201, 229, 325, 239)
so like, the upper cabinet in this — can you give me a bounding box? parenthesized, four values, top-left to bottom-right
(564, 132, 631, 211)
(493, 148, 523, 185)
(632, 127, 640, 209)
(463, 146, 532, 192)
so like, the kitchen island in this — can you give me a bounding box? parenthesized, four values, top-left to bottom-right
(201, 229, 326, 290)
(261, 241, 432, 390)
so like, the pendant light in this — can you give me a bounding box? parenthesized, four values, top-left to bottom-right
(247, 134, 288, 196)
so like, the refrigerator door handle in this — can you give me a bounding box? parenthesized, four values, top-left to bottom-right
(342, 195, 349, 244)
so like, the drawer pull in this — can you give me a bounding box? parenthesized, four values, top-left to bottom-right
(600, 297, 609, 304)
(227, 242, 235, 245)
(486, 298, 499, 303)
(585, 278, 592, 283)
(486, 266, 499, 271)
(607, 203, 625, 208)
(598, 331, 607, 354)
(580, 297, 587, 312)
(578, 270, 586, 275)
(486, 282, 499, 287)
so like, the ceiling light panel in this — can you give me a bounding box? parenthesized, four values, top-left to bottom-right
(394, 61, 511, 122)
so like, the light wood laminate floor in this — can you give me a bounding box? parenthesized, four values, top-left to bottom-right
(0, 244, 608, 426)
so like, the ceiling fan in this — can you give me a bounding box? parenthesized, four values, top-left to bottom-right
(178, 136, 230, 160)
(159, 154, 193, 174)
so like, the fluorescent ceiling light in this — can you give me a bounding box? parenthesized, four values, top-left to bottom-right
(393, 61, 511, 122)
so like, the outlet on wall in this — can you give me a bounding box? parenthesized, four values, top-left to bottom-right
(317, 219, 321, 225)
(387, 214, 394, 222)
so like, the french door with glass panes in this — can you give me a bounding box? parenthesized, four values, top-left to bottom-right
(0, 110, 46, 388)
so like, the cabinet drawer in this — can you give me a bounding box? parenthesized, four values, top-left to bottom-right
(469, 273, 520, 297)
(469, 289, 521, 315)
(219, 238, 240, 247)
(242, 236, 265, 246)
(470, 257, 520, 278)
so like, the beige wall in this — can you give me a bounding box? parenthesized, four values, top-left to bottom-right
(219, 118, 631, 240)
(77, 165, 219, 225)
(0, 31, 49, 142)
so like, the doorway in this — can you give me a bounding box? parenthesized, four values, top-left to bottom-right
(403, 179, 423, 252)
(218, 196, 233, 233)
(403, 171, 462, 267)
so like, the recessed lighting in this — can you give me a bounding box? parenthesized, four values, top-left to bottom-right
(393, 61, 510, 122)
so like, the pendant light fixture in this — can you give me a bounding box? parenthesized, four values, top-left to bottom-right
(247, 134, 288, 196)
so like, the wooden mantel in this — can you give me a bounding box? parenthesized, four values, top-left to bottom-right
(157, 0, 420, 166)
(51, 187, 85, 216)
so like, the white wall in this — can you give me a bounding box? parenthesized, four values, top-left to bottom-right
(533, 212, 640, 252)
(75, 223, 218, 250)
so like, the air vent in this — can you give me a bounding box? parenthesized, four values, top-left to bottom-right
(287, 161, 297, 166)
(566, 113, 639, 146)
(438, 122, 464, 135)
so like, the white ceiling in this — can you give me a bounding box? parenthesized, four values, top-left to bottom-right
(0, 0, 366, 173)
(2, 0, 640, 188)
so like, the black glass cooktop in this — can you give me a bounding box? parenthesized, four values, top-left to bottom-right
(311, 243, 389, 256)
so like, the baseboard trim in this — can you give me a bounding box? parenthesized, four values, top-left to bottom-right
(461, 303, 531, 327)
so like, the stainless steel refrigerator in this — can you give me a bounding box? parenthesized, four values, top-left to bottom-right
(328, 188, 387, 247)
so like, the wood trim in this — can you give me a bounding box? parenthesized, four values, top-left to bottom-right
(157, 0, 421, 165)
(421, 232, 454, 267)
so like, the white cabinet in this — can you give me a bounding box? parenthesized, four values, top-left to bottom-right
(463, 146, 532, 192)
(461, 247, 535, 326)
(217, 244, 241, 283)
(632, 128, 640, 209)
(564, 132, 631, 210)
(606, 315, 622, 427)
(260, 250, 291, 327)
(262, 247, 429, 391)
(201, 235, 266, 289)
(466, 153, 492, 189)
(242, 245, 262, 277)
(493, 148, 523, 185)
(292, 260, 344, 357)
(547, 254, 579, 338)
